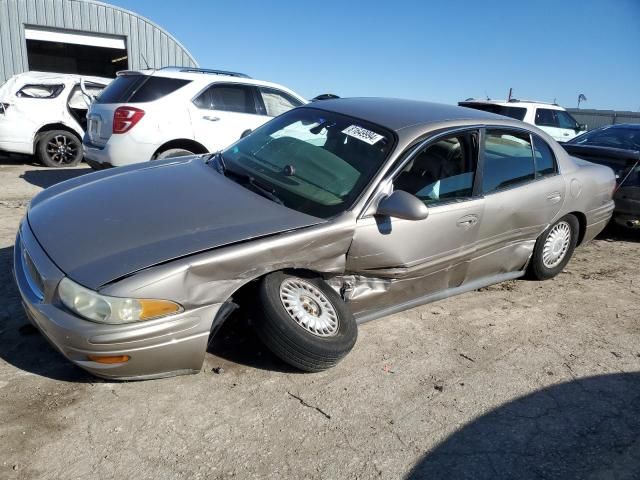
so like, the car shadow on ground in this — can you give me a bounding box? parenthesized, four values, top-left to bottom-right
(0, 246, 93, 382)
(406, 372, 640, 479)
(597, 223, 640, 243)
(206, 313, 300, 374)
(0, 152, 39, 166)
(20, 165, 92, 189)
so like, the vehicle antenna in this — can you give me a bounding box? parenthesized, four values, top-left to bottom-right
(140, 53, 150, 70)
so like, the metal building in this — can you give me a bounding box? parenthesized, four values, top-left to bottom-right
(567, 108, 640, 131)
(0, 0, 198, 83)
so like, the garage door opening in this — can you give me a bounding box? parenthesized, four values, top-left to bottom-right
(25, 27, 127, 78)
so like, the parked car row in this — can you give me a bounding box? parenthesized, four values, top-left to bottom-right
(14, 97, 616, 379)
(0, 67, 310, 168)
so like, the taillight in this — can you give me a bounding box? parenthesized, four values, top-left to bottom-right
(113, 106, 145, 134)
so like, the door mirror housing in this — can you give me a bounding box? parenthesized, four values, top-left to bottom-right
(375, 190, 429, 221)
(576, 123, 587, 132)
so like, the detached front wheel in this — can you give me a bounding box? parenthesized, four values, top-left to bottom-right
(528, 214, 579, 280)
(254, 272, 357, 372)
(37, 130, 83, 168)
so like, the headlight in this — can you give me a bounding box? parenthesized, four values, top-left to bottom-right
(58, 277, 182, 324)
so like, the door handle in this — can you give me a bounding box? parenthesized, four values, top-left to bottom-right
(202, 115, 220, 122)
(456, 214, 478, 228)
(546, 192, 562, 203)
(563, 132, 570, 136)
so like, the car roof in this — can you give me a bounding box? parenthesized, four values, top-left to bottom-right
(306, 97, 506, 132)
(119, 68, 306, 101)
(8, 71, 112, 85)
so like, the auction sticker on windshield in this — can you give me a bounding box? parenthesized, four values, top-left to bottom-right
(342, 125, 384, 145)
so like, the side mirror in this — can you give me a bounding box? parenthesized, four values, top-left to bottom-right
(240, 129, 252, 139)
(577, 123, 587, 132)
(376, 190, 429, 221)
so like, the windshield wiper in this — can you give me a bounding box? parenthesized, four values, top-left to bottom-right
(225, 167, 284, 205)
(207, 152, 284, 205)
(207, 151, 226, 174)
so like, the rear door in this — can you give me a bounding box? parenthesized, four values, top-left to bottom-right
(189, 83, 267, 152)
(467, 128, 565, 279)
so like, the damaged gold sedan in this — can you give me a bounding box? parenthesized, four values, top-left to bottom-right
(14, 98, 615, 379)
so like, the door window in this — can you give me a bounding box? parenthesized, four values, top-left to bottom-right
(556, 111, 579, 130)
(259, 87, 303, 116)
(394, 132, 478, 205)
(193, 84, 257, 114)
(534, 108, 559, 127)
(483, 130, 535, 193)
(532, 135, 557, 177)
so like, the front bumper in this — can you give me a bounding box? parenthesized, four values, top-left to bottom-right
(13, 220, 220, 380)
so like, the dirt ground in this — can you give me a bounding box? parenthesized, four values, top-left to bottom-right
(1, 156, 639, 480)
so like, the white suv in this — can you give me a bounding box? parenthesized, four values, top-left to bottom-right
(0, 72, 109, 167)
(459, 100, 587, 142)
(83, 67, 307, 168)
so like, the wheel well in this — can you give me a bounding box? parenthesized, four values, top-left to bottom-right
(209, 268, 322, 333)
(569, 211, 587, 246)
(152, 139, 209, 158)
(34, 123, 80, 149)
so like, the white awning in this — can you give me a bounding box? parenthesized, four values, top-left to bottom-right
(25, 27, 126, 50)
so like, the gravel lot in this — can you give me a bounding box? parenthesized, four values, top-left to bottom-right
(1, 157, 639, 479)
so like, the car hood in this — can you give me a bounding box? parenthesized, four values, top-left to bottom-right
(28, 157, 325, 290)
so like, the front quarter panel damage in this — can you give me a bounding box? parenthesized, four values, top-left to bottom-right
(99, 213, 357, 312)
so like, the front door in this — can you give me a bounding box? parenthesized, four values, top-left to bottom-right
(346, 130, 484, 315)
(189, 83, 268, 152)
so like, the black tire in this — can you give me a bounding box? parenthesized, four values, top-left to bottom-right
(36, 130, 82, 168)
(254, 271, 357, 372)
(528, 214, 579, 280)
(154, 148, 195, 160)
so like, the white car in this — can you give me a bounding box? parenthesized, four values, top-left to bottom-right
(83, 67, 308, 168)
(459, 100, 587, 142)
(0, 71, 110, 167)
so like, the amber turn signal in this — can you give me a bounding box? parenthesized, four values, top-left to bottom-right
(87, 355, 131, 364)
(138, 299, 182, 320)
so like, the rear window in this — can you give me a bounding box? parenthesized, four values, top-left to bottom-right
(460, 103, 526, 121)
(96, 75, 190, 104)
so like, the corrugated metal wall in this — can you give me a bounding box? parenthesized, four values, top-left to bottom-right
(566, 108, 640, 131)
(0, 0, 197, 83)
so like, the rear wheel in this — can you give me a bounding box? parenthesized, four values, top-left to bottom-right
(528, 214, 579, 280)
(37, 130, 82, 168)
(254, 271, 357, 372)
(154, 148, 195, 160)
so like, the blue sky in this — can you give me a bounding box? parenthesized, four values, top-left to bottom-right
(109, 0, 640, 111)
